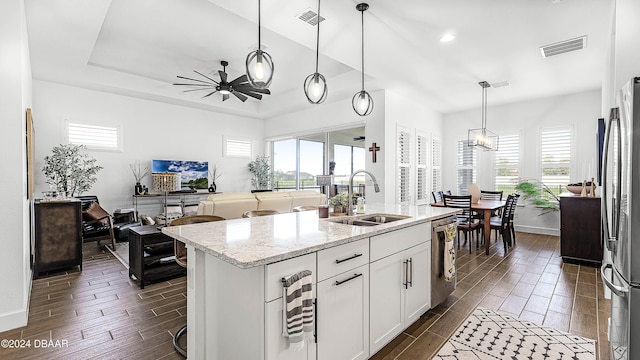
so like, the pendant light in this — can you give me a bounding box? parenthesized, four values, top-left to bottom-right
(303, 0, 328, 104)
(245, 0, 274, 89)
(352, 3, 373, 116)
(468, 81, 499, 151)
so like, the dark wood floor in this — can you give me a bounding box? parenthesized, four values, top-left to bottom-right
(371, 231, 611, 360)
(0, 232, 610, 360)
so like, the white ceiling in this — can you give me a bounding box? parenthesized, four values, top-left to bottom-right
(24, 0, 611, 119)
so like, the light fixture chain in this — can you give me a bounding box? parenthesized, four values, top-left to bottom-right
(315, 0, 321, 74)
(258, 0, 261, 50)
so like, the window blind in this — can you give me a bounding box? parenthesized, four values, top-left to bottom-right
(398, 129, 411, 204)
(224, 137, 252, 158)
(66, 122, 120, 151)
(540, 128, 571, 188)
(431, 137, 442, 193)
(457, 140, 477, 195)
(495, 133, 520, 193)
(416, 133, 428, 204)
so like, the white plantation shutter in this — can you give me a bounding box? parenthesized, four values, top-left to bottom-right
(224, 137, 252, 157)
(495, 133, 520, 192)
(457, 140, 477, 195)
(416, 132, 428, 205)
(398, 128, 411, 204)
(432, 137, 442, 194)
(540, 127, 572, 188)
(66, 122, 121, 151)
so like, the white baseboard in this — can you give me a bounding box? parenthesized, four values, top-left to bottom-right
(515, 225, 560, 236)
(0, 307, 28, 333)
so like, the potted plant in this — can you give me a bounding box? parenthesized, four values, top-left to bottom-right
(248, 155, 273, 192)
(209, 164, 222, 193)
(43, 144, 103, 197)
(130, 160, 150, 195)
(515, 179, 560, 215)
(329, 192, 350, 214)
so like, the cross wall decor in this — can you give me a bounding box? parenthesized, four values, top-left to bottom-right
(369, 142, 380, 163)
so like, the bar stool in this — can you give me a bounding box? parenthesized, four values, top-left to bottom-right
(242, 210, 279, 218)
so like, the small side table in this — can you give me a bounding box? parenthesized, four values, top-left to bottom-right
(128, 225, 186, 289)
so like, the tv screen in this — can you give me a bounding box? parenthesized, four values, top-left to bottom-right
(597, 118, 605, 186)
(152, 160, 209, 190)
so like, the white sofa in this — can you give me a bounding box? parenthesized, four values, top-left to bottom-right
(197, 190, 326, 219)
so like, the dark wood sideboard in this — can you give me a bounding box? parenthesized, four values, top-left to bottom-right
(33, 199, 83, 278)
(559, 194, 602, 265)
(128, 225, 186, 289)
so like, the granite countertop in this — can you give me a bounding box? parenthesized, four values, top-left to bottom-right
(162, 203, 460, 269)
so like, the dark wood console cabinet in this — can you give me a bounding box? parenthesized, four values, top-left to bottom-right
(560, 194, 602, 265)
(128, 225, 186, 289)
(33, 199, 82, 278)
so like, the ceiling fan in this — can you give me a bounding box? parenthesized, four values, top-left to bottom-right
(173, 60, 270, 102)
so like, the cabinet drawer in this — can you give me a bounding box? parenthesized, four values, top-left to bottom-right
(370, 223, 430, 262)
(265, 253, 316, 302)
(317, 239, 369, 282)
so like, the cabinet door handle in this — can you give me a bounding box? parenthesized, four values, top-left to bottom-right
(335, 273, 363, 286)
(335, 253, 363, 264)
(407, 258, 413, 287)
(402, 260, 408, 289)
(313, 299, 318, 343)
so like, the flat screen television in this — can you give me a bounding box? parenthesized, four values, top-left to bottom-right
(597, 118, 605, 185)
(151, 160, 209, 190)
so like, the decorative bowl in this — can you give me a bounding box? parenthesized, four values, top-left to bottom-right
(566, 184, 595, 195)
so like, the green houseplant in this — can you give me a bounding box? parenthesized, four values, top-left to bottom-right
(43, 144, 103, 197)
(248, 155, 273, 191)
(328, 192, 350, 214)
(515, 179, 560, 215)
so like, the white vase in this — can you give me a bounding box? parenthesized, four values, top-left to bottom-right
(468, 183, 481, 204)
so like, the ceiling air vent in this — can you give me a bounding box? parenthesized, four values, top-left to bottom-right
(296, 8, 325, 26)
(540, 36, 587, 58)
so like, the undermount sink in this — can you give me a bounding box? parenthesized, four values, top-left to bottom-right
(328, 213, 412, 227)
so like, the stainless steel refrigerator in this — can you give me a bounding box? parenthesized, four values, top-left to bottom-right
(601, 77, 640, 360)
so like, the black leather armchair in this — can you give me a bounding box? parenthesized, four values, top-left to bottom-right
(76, 196, 140, 249)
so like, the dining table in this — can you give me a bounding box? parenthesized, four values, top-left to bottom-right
(431, 199, 506, 255)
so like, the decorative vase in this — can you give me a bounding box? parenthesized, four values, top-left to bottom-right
(208, 182, 216, 193)
(468, 183, 481, 204)
(333, 206, 345, 214)
(135, 182, 143, 195)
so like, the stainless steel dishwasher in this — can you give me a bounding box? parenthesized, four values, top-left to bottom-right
(431, 215, 457, 307)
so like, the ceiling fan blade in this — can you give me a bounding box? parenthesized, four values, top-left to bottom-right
(223, 93, 230, 101)
(231, 91, 248, 102)
(234, 85, 271, 94)
(202, 90, 218, 98)
(193, 70, 219, 84)
(236, 90, 262, 100)
(229, 74, 248, 87)
(176, 75, 215, 85)
(173, 83, 212, 87)
(183, 87, 215, 93)
(218, 70, 228, 83)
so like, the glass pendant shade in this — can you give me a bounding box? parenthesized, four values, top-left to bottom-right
(245, 0, 274, 89)
(468, 81, 498, 151)
(304, 72, 328, 104)
(352, 90, 373, 116)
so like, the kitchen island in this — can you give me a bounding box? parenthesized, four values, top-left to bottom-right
(163, 203, 459, 360)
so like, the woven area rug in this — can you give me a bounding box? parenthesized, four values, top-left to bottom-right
(105, 242, 129, 269)
(434, 307, 596, 360)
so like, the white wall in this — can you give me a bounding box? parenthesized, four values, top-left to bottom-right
(33, 81, 265, 216)
(0, 0, 33, 332)
(443, 89, 602, 234)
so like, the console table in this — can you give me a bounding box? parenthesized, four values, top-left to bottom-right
(559, 194, 602, 265)
(132, 192, 213, 221)
(128, 225, 186, 288)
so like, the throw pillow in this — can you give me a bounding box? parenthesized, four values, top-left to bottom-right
(83, 202, 110, 226)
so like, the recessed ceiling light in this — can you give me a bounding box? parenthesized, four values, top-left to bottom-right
(440, 34, 456, 42)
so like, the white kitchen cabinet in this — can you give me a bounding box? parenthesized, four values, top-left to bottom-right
(369, 241, 431, 355)
(316, 264, 370, 360)
(266, 291, 317, 360)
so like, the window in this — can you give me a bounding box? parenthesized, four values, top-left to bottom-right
(495, 133, 520, 194)
(299, 140, 325, 190)
(540, 127, 572, 193)
(457, 140, 477, 195)
(66, 121, 121, 151)
(397, 128, 411, 204)
(415, 132, 428, 205)
(432, 137, 442, 194)
(224, 137, 252, 157)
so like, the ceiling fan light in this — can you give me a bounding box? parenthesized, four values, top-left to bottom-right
(352, 90, 373, 116)
(304, 72, 328, 104)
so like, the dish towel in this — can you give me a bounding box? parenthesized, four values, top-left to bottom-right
(443, 223, 457, 282)
(282, 270, 314, 351)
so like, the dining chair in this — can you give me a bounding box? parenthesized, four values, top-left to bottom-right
(242, 209, 279, 218)
(488, 194, 515, 253)
(169, 215, 226, 358)
(442, 190, 452, 196)
(481, 190, 504, 218)
(443, 194, 479, 253)
(432, 191, 444, 203)
(509, 194, 520, 245)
